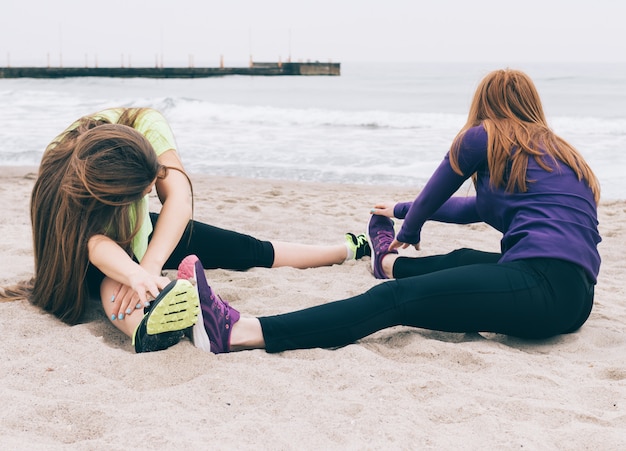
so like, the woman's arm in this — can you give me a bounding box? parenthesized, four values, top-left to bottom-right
(395, 126, 489, 245)
(88, 234, 171, 318)
(393, 197, 480, 224)
(395, 159, 469, 244)
(140, 149, 193, 276)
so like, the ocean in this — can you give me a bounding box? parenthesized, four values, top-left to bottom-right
(1, 62, 624, 199)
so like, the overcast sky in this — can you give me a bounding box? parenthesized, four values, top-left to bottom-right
(2, 0, 625, 67)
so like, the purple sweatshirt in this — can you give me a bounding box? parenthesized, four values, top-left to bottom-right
(394, 125, 601, 283)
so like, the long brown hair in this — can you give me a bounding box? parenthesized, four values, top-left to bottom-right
(1, 109, 164, 324)
(449, 69, 600, 203)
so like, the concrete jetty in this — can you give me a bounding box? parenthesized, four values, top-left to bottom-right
(0, 62, 340, 78)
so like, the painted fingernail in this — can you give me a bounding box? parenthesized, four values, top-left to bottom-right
(144, 302, 151, 308)
(125, 308, 132, 315)
(118, 313, 125, 320)
(110, 314, 116, 321)
(110, 295, 115, 302)
(136, 303, 142, 309)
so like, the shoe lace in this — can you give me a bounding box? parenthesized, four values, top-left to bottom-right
(374, 229, 394, 251)
(210, 291, 231, 320)
(355, 234, 368, 249)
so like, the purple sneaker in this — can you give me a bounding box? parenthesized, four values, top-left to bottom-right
(366, 215, 398, 279)
(178, 255, 241, 354)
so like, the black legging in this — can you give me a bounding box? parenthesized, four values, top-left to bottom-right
(153, 213, 275, 271)
(259, 249, 595, 353)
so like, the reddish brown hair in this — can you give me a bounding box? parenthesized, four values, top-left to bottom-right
(450, 69, 600, 203)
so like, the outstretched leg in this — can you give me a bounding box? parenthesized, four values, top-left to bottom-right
(179, 255, 593, 354)
(157, 213, 369, 271)
(257, 258, 593, 352)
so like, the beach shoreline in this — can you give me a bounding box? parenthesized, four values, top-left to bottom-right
(1, 166, 625, 449)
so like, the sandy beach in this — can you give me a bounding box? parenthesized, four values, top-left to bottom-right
(1, 165, 624, 450)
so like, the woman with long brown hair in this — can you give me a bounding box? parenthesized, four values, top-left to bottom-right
(1, 108, 370, 353)
(177, 69, 602, 354)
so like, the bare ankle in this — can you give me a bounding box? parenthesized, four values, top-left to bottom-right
(230, 317, 265, 350)
(381, 254, 398, 279)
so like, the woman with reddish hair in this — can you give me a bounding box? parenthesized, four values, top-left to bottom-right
(185, 68, 601, 354)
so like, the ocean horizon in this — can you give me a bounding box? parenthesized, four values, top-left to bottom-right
(1, 61, 624, 199)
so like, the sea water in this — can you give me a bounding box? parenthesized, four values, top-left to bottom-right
(1, 62, 624, 199)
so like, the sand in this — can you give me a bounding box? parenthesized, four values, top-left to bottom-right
(1, 166, 625, 450)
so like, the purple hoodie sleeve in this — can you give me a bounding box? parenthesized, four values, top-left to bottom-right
(395, 126, 488, 244)
(394, 196, 479, 223)
(393, 202, 412, 219)
(396, 157, 469, 244)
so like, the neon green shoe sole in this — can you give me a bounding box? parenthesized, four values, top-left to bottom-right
(133, 279, 200, 353)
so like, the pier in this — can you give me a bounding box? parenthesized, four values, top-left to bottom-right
(0, 62, 340, 79)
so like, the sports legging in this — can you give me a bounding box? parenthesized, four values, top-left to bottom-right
(153, 213, 275, 271)
(258, 249, 595, 353)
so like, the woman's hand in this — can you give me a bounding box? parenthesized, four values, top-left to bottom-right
(88, 234, 172, 320)
(370, 203, 420, 251)
(111, 269, 171, 320)
(388, 238, 420, 252)
(370, 202, 395, 218)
